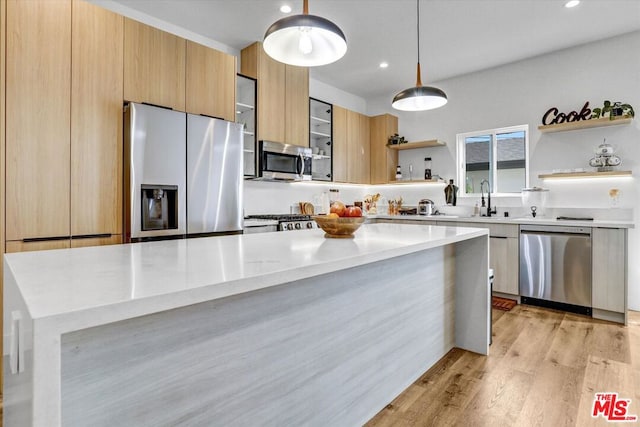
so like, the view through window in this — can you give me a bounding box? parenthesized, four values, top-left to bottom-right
(456, 125, 529, 196)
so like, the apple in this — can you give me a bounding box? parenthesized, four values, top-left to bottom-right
(345, 206, 363, 217)
(330, 201, 346, 217)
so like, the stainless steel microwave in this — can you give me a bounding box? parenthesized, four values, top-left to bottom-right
(258, 140, 312, 181)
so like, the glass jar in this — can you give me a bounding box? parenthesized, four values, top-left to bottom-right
(329, 188, 340, 204)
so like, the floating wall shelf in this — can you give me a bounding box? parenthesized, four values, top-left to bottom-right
(538, 170, 632, 179)
(538, 117, 633, 133)
(386, 179, 444, 185)
(387, 139, 446, 150)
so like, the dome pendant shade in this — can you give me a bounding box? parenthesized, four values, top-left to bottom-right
(263, 8, 347, 67)
(392, 0, 447, 111)
(392, 85, 448, 111)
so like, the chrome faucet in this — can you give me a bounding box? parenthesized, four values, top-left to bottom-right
(480, 179, 497, 217)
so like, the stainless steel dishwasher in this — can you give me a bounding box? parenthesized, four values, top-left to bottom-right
(519, 224, 592, 315)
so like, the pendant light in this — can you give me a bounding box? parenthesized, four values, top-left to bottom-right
(392, 0, 447, 111)
(263, 0, 347, 67)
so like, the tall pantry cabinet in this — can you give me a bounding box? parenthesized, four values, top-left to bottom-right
(71, 0, 123, 248)
(5, 0, 123, 252)
(5, 0, 72, 246)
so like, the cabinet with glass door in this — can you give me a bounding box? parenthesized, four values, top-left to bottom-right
(310, 98, 332, 181)
(236, 74, 257, 177)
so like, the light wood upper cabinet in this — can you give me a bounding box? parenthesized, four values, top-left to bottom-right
(241, 42, 309, 146)
(346, 111, 370, 184)
(124, 18, 186, 111)
(186, 41, 236, 122)
(333, 106, 370, 184)
(358, 113, 371, 184)
(241, 43, 285, 142)
(6, 0, 72, 240)
(332, 105, 348, 182)
(285, 65, 309, 146)
(71, 0, 123, 238)
(370, 114, 398, 184)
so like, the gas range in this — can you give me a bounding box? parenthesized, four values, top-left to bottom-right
(245, 214, 318, 231)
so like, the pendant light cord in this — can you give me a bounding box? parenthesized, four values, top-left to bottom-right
(417, 0, 420, 65)
(415, 0, 423, 87)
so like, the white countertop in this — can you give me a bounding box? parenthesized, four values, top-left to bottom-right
(4, 223, 488, 330)
(372, 214, 634, 229)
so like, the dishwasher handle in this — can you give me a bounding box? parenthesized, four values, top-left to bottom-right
(520, 225, 591, 235)
(520, 230, 591, 238)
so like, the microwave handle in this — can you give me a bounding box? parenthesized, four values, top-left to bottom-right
(297, 153, 304, 177)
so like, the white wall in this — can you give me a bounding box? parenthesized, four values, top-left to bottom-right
(244, 181, 368, 215)
(89, 0, 239, 55)
(368, 31, 640, 310)
(309, 78, 367, 115)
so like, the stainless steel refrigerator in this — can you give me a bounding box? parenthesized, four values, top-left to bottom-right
(187, 114, 243, 235)
(124, 103, 243, 242)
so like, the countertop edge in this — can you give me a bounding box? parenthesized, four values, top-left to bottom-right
(370, 215, 634, 229)
(10, 226, 489, 333)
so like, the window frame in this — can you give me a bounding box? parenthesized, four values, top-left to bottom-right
(456, 124, 530, 197)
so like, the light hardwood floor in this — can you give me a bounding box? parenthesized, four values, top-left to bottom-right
(367, 305, 640, 426)
(1, 305, 637, 426)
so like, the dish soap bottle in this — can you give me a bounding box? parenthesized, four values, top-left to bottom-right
(473, 202, 480, 217)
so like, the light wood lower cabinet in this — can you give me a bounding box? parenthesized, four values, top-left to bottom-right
(592, 228, 626, 314)
(445, 222, 519, 295)
(6, 239, 71, 253)
(71, 235, 123, 248)
(489, 236, 519, 295)
(6, 0, 72, 241)
(186, 40, 236, 122)
(124, 18, 186, 110)
(71, 0, 123, 238)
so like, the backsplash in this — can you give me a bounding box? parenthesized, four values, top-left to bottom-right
(244, 180, 634, 221)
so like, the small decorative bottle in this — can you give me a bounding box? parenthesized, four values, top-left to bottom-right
(395, 165, 402, 180)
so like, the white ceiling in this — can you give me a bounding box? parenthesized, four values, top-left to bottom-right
(111, 0, 640, 101)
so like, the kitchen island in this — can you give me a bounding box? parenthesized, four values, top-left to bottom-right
(3, 223, 489, 426)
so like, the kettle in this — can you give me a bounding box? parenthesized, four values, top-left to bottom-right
(418, 199, 436, 216)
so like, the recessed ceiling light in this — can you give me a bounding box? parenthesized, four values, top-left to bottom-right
(564, 0, 580, 8)
(280, 5, 292, 13)
(379, 62, 389, 69)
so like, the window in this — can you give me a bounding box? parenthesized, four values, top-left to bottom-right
(456, 124, 529, 196)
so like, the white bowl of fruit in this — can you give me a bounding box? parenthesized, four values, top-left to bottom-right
(313, 201, 365, 238)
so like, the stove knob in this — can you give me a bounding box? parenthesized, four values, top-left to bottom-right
(306, 222, 313, 229)
(295, 223, 302, 230)
(287, 223, 294, 230)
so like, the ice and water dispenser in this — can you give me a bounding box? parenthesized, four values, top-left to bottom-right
(141, 185, 178, 231)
